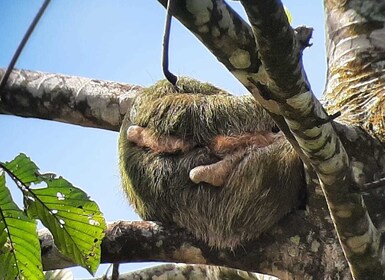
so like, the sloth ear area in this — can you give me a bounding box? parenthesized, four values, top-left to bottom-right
(126, 125, 193, 154)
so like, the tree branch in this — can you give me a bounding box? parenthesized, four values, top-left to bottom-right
(323, 0, 385, 143)
(0, 68, 140, 131)
(238, 0, 383, 278)
(40, 218, 352, 279)
(97, 263, 277, 280)
(152, 0, 385, 277)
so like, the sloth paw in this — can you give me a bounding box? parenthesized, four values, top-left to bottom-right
(189, 150, 245, 187)
(126, 125, 193, 153)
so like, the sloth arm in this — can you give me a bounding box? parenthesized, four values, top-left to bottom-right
(126, 125, 281, 187)
(126, 125, 193, 153)
(190, 133, 281, 186)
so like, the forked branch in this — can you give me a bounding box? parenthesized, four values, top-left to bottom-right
(238, 0, 382, 278)
(155, 0, 384, 278)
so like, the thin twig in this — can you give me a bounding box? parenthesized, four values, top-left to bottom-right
(162, 0, 177, 86)
(111, 263, 120, 280)
(364, 177, 385, 188)
(0, 0, 51, 91)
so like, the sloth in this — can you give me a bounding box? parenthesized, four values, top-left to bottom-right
(119, 77, 305, 249)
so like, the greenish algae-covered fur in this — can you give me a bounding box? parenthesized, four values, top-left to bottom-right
(119, 77, 304, 249)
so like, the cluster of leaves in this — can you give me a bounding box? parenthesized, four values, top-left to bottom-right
(0, 153, 106, 279)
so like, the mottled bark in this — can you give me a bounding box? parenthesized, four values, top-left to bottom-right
(322, 0, 385, 278)
(0, 68, 140, 131)
(96, 264, 278, 280)
(323, 0, 385, 143)
(236, 1, 385, 278)
(154, 0, 385, 278)
(40, 219, 352, 279)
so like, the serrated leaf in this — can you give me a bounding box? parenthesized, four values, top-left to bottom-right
(3, 153, 41, 186)
(0, 172, 44, 280)
(26, 177, 106, 275)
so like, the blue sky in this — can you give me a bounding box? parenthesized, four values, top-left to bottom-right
(0, 1, 326, 278)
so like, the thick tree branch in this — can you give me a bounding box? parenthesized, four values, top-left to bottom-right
(238, 2, 348, 177)
(40, 218, 352, 279)
(97, 263, 277, 280)
(152, 0, 385, 277)
(323, 0, 385, 143)
(152, 1, 385, 277)
(241, 0, 308, 98)
(158, 0, 261, 75)
(0, 68, 140, 131)
(238, 0, 383, 278)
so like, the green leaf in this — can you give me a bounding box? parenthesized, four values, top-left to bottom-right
(0, 172, 44, 280)
(1, 153, 106, 275)
(3, 153, 41, 186)
(26, 177, 106, 275)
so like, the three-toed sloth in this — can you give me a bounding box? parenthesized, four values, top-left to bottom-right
(119, 78, 304, 249)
